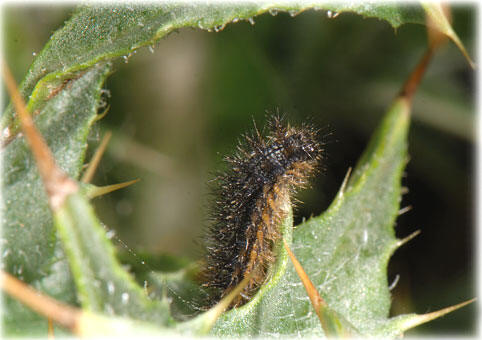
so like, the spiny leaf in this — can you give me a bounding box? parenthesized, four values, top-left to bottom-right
(53, 192, 173, 325)
(2, 3, 471, 337)
(211, 96, 411, 337)
(1, 3, 427, 139)
(1, 271, 78, 330)
(0, 3, 428, 311)
(2, 56, 170, 331)
(2, 63, 110, 285)
(2, 62, 78, 211)
(1, 270, 174, 337)
(422, 2, 475, 68)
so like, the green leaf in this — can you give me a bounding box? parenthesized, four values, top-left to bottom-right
(1, 62, 111, 335)
(74, 311, 175, 337)
(210, 98, 410, 336)
(1, 3, 425, 136)
(3, 258, 75, 337)
(0, 4, 423, 334)
(53, 192, 174, 325)
(2, 63, 110, 282)
(2, 3, 470, 337)
(0, 0, 425, 286)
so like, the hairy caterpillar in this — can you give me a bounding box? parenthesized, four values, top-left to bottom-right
(201, 116, 322, 308)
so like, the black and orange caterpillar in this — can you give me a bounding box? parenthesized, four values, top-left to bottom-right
(201, 116, 322, 308)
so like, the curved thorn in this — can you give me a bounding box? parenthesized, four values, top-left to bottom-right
(388, 274, 400, 291)
(199, 273, 252, 335)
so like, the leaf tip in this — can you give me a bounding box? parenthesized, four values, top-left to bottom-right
(398, 298, 476, 332)
(423, 2, 475, 69)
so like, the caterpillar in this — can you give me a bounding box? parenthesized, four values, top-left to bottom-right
(201, 116, 322, 308)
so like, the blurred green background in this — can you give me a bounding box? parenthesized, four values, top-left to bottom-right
(3, 4, 475, 335)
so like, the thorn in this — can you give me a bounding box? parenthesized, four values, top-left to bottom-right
(0, 270, 79, 331)
(338, 167, 352, 196)
(398, 298, 476, 332)
(81, 131, 112, 183)
(199, 272, 252, 335)
(398, 205, 412, 216)
(400, 186, 409, 195)
(283, 240, 326, 319)
(86, 179, 140, 199)
(397, 229, 421, 248)
(2, 60, 77, 210)
(388, 274, 400, 291)
(284, 238, 360, 336)
(423, 3, 475, 69)
(425, 3, 451, 51)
